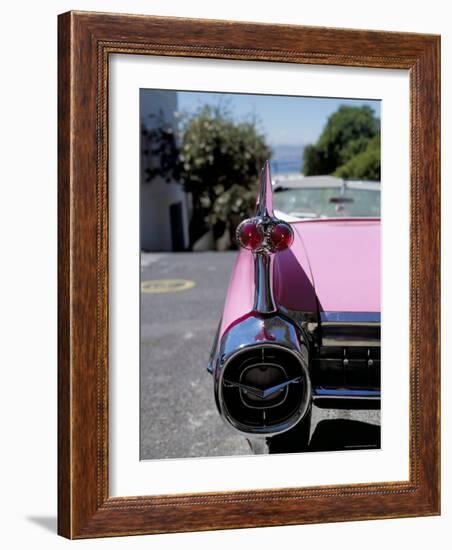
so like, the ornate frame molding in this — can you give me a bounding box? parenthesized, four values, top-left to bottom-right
(58, 11, 440, 538)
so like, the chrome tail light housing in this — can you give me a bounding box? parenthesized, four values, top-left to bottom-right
(211, 162, 311, 437)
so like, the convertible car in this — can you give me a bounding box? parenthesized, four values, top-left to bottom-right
(208, 161, 380, 453)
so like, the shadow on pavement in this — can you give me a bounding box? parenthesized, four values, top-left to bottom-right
(308, 419, 380, 452)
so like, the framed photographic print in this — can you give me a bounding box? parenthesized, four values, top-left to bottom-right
(58, 11, 440, 538)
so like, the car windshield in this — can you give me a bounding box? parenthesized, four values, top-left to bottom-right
(273, 181, 380, 219)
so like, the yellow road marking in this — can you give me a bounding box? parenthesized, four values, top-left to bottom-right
(141, 279, 195, 294)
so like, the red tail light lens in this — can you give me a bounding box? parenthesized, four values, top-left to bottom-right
(237, 221, 264, 251)
(269, 222, 294, 251)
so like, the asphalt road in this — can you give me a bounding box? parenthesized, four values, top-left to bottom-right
(140, 251, 380, 460)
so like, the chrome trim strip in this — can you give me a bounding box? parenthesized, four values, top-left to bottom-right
(320, 338, 380, 347)
(320, 311, 381, 323)
(253, 253, 277, 313)
(225, 375, 302, 400)
(313, 395, 380, 401)
(313, 388, 380, 399)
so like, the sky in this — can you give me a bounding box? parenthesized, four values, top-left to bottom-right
(177, 91, 380, 150)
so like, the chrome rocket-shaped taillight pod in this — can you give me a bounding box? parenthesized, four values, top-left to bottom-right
(210, 161, 311, 438)
(236, 161, 294, 314)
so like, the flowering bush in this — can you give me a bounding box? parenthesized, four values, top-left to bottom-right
(179, 105, 271, 247)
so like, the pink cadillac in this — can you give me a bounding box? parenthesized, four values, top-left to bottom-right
(208, 161, 380, 453)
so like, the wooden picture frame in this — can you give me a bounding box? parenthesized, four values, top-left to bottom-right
(58, 10, 440, 538)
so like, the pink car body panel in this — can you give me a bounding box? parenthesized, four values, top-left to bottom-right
(220, 217, 380, 337)
(293, 218, 380, 313)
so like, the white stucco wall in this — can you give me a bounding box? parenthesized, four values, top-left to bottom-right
(140, 89, 190, 251)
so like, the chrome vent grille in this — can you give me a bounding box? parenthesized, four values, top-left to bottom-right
(312, 346, 380, 389)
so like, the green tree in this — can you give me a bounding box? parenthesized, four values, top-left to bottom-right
(334, 135, 381, 180)
(179, 105, 271, 246)
(303, 105, 380, 180)
(303, 144, 326, 176)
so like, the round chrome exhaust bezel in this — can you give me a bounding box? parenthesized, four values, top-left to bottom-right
(217, 343, 312, 438)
